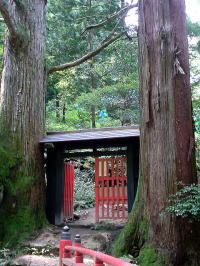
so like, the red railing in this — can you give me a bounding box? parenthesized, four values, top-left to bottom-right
(59, 227, 133, 266)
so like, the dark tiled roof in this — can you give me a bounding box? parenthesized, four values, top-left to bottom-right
(40, 126, 139, 144)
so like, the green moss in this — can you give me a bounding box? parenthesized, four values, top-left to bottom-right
(0, 140, 21, 195)
(0, 206, 47, 247)
(112, 181, 148, 257)
(0, 132, 47, 248)
(112, 217, 136, 256)
(14, 174, 35, 195)
(1, 207, 36, 246)
(138, 248, 162, 266)
(138, 218, 148, 246)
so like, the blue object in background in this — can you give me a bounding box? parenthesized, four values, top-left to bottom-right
(99, 110, 108, 118)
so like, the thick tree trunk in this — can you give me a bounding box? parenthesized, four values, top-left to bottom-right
(0, 0, 46, 245)
(113, 1, 199, 265)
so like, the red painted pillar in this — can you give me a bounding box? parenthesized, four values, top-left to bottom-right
(94, 258, 105, 266)
(59, 226, 72, 266)
(74, 234, 83, 263)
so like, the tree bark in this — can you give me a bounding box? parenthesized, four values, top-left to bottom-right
(62, 103, 66, 122)
(0, 0, 46, 244)
(56, 96, 60, 121)
(113, 0, 199, 264)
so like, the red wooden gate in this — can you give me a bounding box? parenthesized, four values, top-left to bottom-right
(64, 162, 75, 219)
(95, 157, 128, 222)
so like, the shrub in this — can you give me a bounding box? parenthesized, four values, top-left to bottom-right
(74, 167, 95, 210)
(162, 182, 200, 222)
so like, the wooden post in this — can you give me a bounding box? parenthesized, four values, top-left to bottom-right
(74, 234, 83, 263)
(46, 145, 56, 224)
(127, 137, 139, 212)
(59, 226, 72, 266)
(55, 144, 65, 225)
(46, 144, 65, 225)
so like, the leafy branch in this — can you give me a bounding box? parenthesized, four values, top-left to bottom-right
(161, 182, 200, 222)
(48, 32, 125, 75)
(81, 3, 138, 35)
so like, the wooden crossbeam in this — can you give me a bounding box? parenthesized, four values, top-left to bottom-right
(63, 150, 127, 158)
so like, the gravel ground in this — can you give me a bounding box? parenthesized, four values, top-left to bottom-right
(13, 207, 131, 266)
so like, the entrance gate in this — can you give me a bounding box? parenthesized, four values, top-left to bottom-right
(95, 157, 128, 222)
(64, 162, 75, 219)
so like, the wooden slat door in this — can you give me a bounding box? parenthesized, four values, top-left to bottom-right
(95, 158, 128, 222)
(64, 162, 75, 219)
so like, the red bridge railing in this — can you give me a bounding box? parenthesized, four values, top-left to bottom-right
(59, 226, 133, 266)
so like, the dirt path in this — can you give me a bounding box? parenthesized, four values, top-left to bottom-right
(69, 207, 127, 227)
(15, 255, 58, 266)
(12, 208, 134, 266)
(14, 225, 122, 265)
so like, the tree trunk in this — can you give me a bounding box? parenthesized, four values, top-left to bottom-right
(56, 96, 60, 121)
(62, 103, 66, 122)
(91, 105, 96, 128)
(0, 0, 46, 245)
(113, 0, 200, 264)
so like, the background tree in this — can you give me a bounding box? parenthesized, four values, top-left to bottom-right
(45, 0, 138, 129)
(187, 18, 200, 177)
(46, 37, 139, 130)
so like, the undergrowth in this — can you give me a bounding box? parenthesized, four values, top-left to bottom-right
(74, 160, 95, 210)
(161, 182, 200, 222)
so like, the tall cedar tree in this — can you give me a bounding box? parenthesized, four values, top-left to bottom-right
(113, 0, 199, 265)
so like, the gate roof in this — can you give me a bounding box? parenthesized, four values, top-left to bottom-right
(40, 126, 139, 144)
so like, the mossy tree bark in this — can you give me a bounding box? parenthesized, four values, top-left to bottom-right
(113, 1, 200, 265)
(0, 0, 46, 245)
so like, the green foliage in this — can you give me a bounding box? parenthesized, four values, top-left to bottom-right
(45, 0, 139, 130)
(46, 0, 121, 77)
(138, 248, 162, 266)
(91, 220, 118, 230)
(187, 18, 200, 178)
(46, 102, 91, 131)
(22, 246, 56, 257)
(162, 183, 200, 222)
(119, 254, 136, 264)
(76, 73, 139, 126)
(196, 135, 200, 177)
(187, 18, 200, 38)
(0, 22, 6, 72)
(74, 166, 95, 210)
(0, 248, 20, 266)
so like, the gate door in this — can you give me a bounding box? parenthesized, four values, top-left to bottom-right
(95, 158, 128, 222)
(64, 162, 75, 219)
